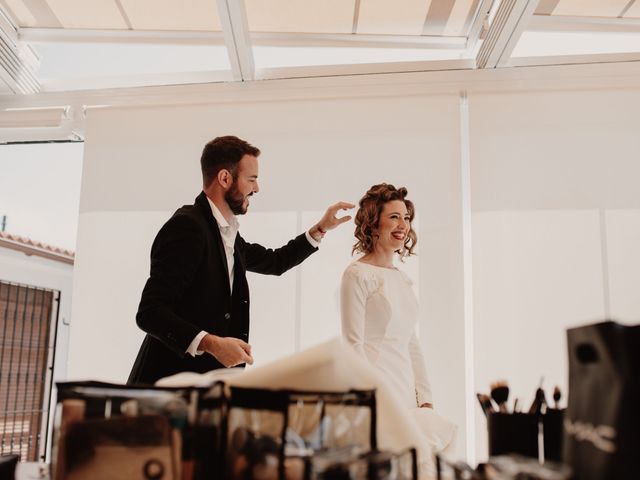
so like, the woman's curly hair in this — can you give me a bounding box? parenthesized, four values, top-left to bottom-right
(352, 183, 417, 258)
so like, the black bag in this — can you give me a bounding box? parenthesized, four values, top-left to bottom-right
(564, 320, 640, 480)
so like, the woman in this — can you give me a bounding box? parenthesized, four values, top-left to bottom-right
(340, 183, 456, 453)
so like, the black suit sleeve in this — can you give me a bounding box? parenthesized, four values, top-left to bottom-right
(239, 233, 318, 276)
(136, 213, 205, 356)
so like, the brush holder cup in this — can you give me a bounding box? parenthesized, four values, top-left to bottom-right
(488, 412, 539, 459)
(487, 410, 565, 461)
(543, 408, 564, 462)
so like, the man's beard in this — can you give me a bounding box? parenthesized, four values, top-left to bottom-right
(225, 183, 248, 215)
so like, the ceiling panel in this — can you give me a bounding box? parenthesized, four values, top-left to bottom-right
(624, 1, 640, 18)
(119, 0, 221, 31)
(32, 42, 230, 80)
(511, 30, 640, 57)
(442, 0, 478, 36)
(246, 0, 354, 34)
(357, 0, 431, 35)
(551, 0, 629, 18)
(535, 0, 561, 16)
(16, 0, 62, 27)
(2, 0, 38, 27)
(45, 0, 129, 29)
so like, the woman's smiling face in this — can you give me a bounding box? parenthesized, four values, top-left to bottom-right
(375, 200, 411, 253)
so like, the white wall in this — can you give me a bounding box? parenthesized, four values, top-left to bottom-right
(469, 89, 640, 460)
(469, 90, 640, 211)
(67, 80, 640, 463)
(69, 94, 469, 453)
(604, 210, 640, 320)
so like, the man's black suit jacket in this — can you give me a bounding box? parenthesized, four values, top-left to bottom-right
(127, 192, 317, 385)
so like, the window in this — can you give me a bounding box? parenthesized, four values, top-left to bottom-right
(0, 281, 59, 461)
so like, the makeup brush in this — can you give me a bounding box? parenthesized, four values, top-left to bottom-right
(553, 386, 562, 409)
(476, 393, 495, 417)
(528, 377, 547, 415)
(490, 381, 510, 413)
(513, 398, 520, 413)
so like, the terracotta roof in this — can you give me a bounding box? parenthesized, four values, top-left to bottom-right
(0, 231, 75, 265)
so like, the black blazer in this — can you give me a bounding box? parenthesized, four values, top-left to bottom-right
(127, 192, 317, 385)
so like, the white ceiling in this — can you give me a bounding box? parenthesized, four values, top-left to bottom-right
(0, 0, 639, 142)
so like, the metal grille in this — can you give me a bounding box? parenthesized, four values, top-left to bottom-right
(0, 280, 59, 461)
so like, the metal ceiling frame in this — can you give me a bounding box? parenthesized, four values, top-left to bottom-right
(2, 59, 639, 109)
(0, 105, 84, 143)
(18, 27, 468, 50)
(1, 0, 640, 131)
(40, 70, 233, 92)
(476, 0, 541, 69)
(19, 27, 226, 45)
(216, 0, 253, 81)
(510, 51, 640, 67)
(0, 7, 40, 94)
(528, 14, 640, 33)
(465, 0, 498, 53)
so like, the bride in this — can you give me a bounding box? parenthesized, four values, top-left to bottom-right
(340, 183, 456, 454)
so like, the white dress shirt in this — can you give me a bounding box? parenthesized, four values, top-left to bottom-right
(186, 196, 320, 356)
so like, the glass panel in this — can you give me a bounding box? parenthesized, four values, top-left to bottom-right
(358, 0, 431, 35)
(119, 0, 222, 31)
(246, 0, 355, 34)
(253, 46, 469, 69)
(31, 42, 231, 88)
(550, 0, 629, 18)
(3, 0, 39, 27)
(359, 0, 480, 37)
(511, 31, 640, 57)
(45, 0, 128, 29)
(625, 1, 640, 18)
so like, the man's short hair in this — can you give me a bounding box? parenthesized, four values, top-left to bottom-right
(201, 136, 260, 187)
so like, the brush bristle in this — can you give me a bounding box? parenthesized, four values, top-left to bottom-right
(490, 381, 510, 411)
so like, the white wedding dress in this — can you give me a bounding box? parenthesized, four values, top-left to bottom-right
(340, 261, 457, 454)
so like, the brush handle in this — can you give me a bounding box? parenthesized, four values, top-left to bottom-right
(528, 387, 546, 415)
(476, 393, 494, 417)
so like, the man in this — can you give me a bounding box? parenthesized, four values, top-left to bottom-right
(128, 136, 353, 385)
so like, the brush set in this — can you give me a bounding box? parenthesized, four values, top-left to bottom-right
(476, 379, 566, 463)
(476, 379, 563, 418)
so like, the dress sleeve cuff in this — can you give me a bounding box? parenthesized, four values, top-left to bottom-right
(417, 389, 433, 406)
